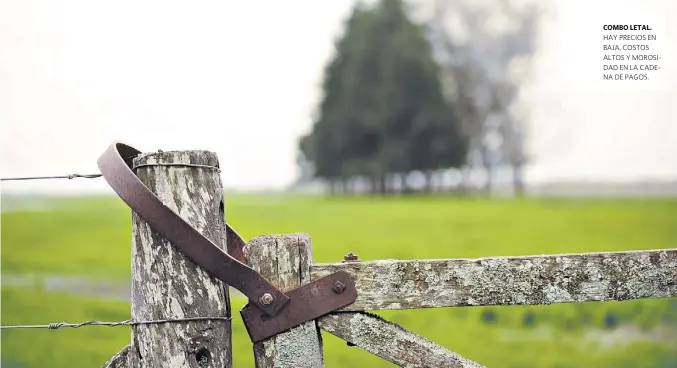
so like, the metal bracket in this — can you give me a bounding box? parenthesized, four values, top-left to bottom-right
(241, 271, 356, 342)
(97, 142, 356, 341)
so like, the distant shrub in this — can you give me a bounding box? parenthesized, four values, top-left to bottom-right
(481, 310, 496, 324)
(522, 311, 536, 327)
(604, 312, 619, 329)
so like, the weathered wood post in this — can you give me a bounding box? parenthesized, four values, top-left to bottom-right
(102, 149, 232, 368)
(244, 234, 324, 368)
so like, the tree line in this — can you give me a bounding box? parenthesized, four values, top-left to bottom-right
(298, 0, 541, 196)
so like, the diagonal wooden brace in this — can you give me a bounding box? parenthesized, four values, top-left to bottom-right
(318, 311, 485, 368)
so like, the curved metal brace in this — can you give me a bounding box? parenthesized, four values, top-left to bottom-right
(97, 142, 289, 316)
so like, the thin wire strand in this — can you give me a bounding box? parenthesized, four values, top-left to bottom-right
(0, 316, 232, 330)
(0, 154, 140, 182)
(0, 173, 102, 181)
(1, 153, 227, 332)
(132, 163, 221, 172)
(1, 159, 221, 182)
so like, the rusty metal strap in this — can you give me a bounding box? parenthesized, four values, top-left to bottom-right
(97, 142, 357, 342)
(97, 142, 289, 315)
(226, 225, 247, 264)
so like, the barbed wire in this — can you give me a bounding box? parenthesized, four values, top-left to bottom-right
(0, 155, 132, 181)
(0, 173, 103, 181)
(0, 316, 232, 330)
(1, 156, 228, 334)
(1, 163, 221, 182)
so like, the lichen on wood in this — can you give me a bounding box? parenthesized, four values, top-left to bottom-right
(311, 249, 677, 311)
(102, 345, 137, 368)
(103, 150, 232, 368)
(319, 312, 484, 368)
(244, 234, 324, 368)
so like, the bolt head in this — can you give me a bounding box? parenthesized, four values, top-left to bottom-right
(259, 293, 274, 305)
(332, 281, 346, 294)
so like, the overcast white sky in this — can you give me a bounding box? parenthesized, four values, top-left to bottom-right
(1, 0, 675, 195)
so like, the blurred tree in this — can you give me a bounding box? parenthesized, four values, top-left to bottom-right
(376, 0, 466, 193)
(299, 0, 466, 194)
(299, 4, 375, 194)
(422, 0, 542, 196)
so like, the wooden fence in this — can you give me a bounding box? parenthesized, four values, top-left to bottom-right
(102, 149, 677, 368)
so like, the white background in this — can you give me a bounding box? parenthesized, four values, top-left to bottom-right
(1, 0, 676, 195)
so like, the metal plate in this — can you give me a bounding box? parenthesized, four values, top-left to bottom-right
(97, 142, 289, 316)
(241, 271, 358, 343)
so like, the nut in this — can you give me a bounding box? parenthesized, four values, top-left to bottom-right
(332, 281, 346, 294)
(342, 253, 360, 263)
(259, 293, 274, 305)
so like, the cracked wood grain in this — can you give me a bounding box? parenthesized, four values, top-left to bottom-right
(102, 150, 232, 368)
(319, 312, 485, 368)
(311, 249, 677, 311)
(244, 234, 324, 368)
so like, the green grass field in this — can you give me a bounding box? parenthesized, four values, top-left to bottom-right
(2, 194, 677, 367)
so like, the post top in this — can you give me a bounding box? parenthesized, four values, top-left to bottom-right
(133, 149, 220, 169)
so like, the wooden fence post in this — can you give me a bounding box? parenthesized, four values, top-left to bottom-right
(102, 149, 232, 367)
(244, 234, 324, 368)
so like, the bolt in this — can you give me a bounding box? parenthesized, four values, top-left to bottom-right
(259, 293, 274, 305)
(342, 253, 359, 263)
(332, 281, 346, 294)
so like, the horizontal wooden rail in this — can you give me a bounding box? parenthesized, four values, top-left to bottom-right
(311, 249, 677, 311)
